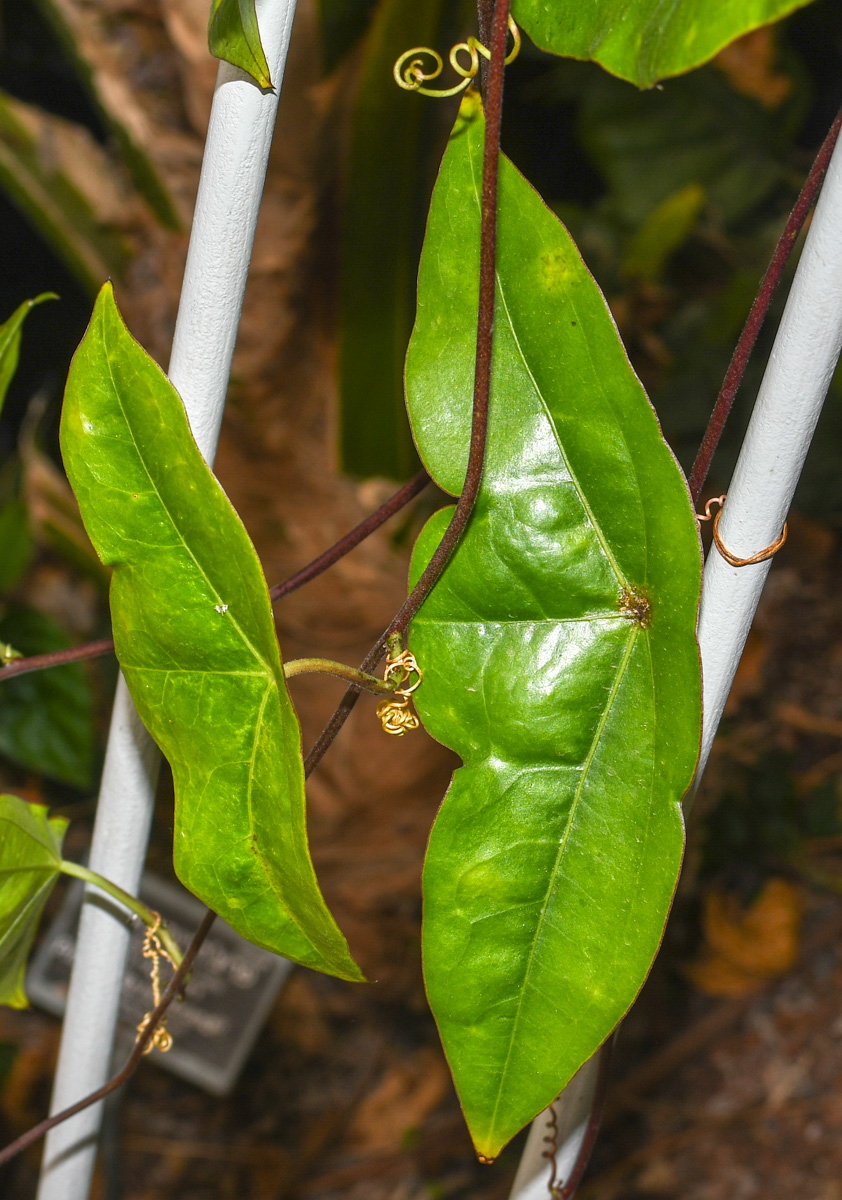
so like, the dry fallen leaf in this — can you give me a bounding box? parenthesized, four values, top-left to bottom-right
(713, 26, 793, 108)
(687, 878, 802, 997)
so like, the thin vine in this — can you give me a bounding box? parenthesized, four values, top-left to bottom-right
(305, 0, 512, 777)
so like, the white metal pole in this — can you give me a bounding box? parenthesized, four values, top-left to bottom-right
(37, 4, 299, 1196)
(508, 127, 842, 1200)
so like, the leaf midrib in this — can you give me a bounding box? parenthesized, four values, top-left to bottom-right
(485, 624, 640, 1145)
(103, 334, 273, 681)
(103, 333, 325, 961)
(463, 140, 628, 591)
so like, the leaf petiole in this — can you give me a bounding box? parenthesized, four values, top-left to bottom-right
(283, 658, 399, 696)
(57, 860, 183, 968)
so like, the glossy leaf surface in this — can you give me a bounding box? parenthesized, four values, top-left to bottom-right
(0, 607, 95, 788)
(208, 0, 272, 88)
(407, 101, 702, 1157)
(513, 0, 814, 87)
(61, 285, 362, 981)
(0, 295, 54, 416)
(0, 795, 67, 1008)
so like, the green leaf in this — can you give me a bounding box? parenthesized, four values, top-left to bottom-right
(512, 0, 815, 87)
(208, 0, 272, 89)
(0, 607, 95, 789)
(60, 284, 362, 982)
(406, 99, 702, 1158)
(0, 294, 55, 417)
(0, 500, 33, 593)
(339, 0, 469, 478)
(0, 794, 67, 1008)
(573, 65, 798, 229)
(620, 183, 706, 282)
(317, 0, 379, 70)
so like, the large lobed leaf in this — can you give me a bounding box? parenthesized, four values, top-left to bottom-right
(406, 98, 702, 1158)
(513, 0, 815, 88)
(208, 0, 272, 89)
(0, 795, 67, 1008)
(60, 285, 362, 982)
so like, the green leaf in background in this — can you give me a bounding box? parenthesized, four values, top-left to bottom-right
(0, 607, 95, 789)
(339, 0, 470, 479)
(406, 99, 702, 1158)
(0, 795, 67, 1008)
(0, 294, 55, 417)
(317, 0, 379, 70)
(620, 183, 706, 282)
(60, 284, 362, 982)
(208, 0, 272, 89)
(574, 65, 799, 229)
(513, 0, 815, 87)
(0, 500, 32, 592)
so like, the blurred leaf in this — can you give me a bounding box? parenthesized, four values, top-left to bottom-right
(0, 607, 95, 788)
(208, 0, 271, 88)
(0, 90, 131, 292)
(513, 0, 815, 87)
(317, 0, 379, 70)
(0, 501, 33, 593)
(576, 66, 798, 228)
(0, 794, 67, 1009)
(714, 26, 794, 107)
(61, 285, 363, 979)
(339, 0, 469, 479)
(407, 100, 701, 1158)
(20, 436, 108, 589)
(0, 295, 55, 417)
(32, 0, 182, 230)
(621, 183, 706, 282)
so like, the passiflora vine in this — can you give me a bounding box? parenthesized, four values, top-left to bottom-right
(0, 0, 831, 1179)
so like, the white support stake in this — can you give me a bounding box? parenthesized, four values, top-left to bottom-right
(37, 4, 298, 1197)
(508, 127, 842, 1200)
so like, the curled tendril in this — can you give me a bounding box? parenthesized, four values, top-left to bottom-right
(393, 16, 520, 98)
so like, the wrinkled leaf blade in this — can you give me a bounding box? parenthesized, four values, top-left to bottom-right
(208, 0, 272, 88)
(0, 795, 67, 1008)
(0, 607, 96, 789)
(406, 100, 702, 1157)
(513, 0, 815, 87)
(60, 284, 362, 982)
(0, 294, 55, 417)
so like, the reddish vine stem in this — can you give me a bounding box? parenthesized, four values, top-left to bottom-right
(688, 104, 842, 504)
(269, 469, 429, 602)
(305, 0, 510, 778)
(555, 1038, 613, 1199)
(0, 471, 430, 683)
(0, 638, 115, 681)
(0, 909, 216, 1171)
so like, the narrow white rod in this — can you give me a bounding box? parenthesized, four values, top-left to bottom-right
(695, 127, 842, 777)
(37, 4, 299, 1197)
(509, 128, 842, 1200)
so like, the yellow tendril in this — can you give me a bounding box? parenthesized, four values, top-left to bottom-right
(377, 647, 422, 736)
(394, 17, 520, 98)
(136, 912, 177, 1054)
